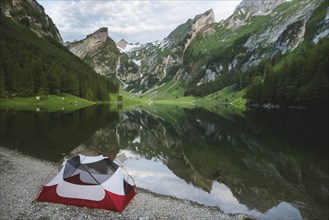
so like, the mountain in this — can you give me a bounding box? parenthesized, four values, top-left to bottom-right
(0, 0, 118, 100)
(123, 0, 327, 93)
(127, 0, 328, 106)
(0, 0, 63, 44)
(125, 9, 216, 92)
(66, 28, 120, 76)
(116, 39, 141, 53)
(54, 0, 328, 107)
(235, 0, 285, 16)
(66, 28, 140, 88)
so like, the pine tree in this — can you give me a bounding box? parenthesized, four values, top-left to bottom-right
(48, 71, 61, 95)
(85, 88, 94, 100)
(0, 68, 8, 98)
(245, 76, 262, 104)
(38, 71, 49, 95)
(21, 63, 35, 96)
(11, 62, 24, 96)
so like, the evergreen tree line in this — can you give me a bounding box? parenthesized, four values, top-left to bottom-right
(0, 16, 119, 100)
(245, 39, 329, 107)
(184, 38, 329, 108)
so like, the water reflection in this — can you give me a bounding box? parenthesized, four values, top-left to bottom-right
(0, 105, 119, 161)
(82, 106, 328, 219)
(121, 149, 303, 220)
(0, 105, 327, 219)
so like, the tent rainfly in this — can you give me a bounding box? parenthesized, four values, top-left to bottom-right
(36, 154, 136, 212)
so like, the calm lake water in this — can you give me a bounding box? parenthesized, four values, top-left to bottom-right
(0, 105, 328, 219)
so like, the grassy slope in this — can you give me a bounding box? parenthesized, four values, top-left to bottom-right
(118, 79, 247, 113)
(0, 93, 95, 112)
(121, 80, 196, 109)
(196, 84, 247, 117)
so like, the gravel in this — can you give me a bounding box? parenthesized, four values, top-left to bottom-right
(0, 147, 253, 220)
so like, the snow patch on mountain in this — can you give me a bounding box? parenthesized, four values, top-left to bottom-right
(116, 38, 141, 53)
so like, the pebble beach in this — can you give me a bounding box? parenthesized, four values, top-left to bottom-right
(0, 147, 253, 220)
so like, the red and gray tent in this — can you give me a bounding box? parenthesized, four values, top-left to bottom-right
(36, 154, 136, 212)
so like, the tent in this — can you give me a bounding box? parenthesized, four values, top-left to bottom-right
(36, 154, 136, 212)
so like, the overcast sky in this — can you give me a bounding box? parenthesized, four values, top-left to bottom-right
(37, 0, 242, 43)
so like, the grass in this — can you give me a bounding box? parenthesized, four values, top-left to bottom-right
(118, 80, 247, 113)
(196, 84, 247, 111)
(118, 80, 196, 110)
(113, 91, 149, 111)
(188, 14, 270, 58)
(155, 96, 196, 108)
(0, 93, 95, 112)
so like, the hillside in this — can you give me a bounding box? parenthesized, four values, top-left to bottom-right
(127, 0, 329, 108)
(0, 0, 63, 44)
(0, 0, 119, 101)
(12, 0, 328, 108)
(66, 28, 140, 87)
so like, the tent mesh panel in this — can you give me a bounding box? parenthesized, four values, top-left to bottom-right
(63, 156, 120, 185)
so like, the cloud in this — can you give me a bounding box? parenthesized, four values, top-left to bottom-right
(38, 0, 241, 43)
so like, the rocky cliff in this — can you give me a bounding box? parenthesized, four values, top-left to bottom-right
(183, 0, 326, 85)
(67, 28, 109, 60)
(125, 0, 327, 92)
(66, 28, 119, 76)
(116, 39, 128, 50)
(235, 0, 285, 15)
(66, 28, 139, 82)
(62, 0, 328, 95)
(0, 0, 63, 44)
(126, 9, 216, 92)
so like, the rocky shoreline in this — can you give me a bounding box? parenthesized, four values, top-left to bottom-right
(0, 147, 252, 220)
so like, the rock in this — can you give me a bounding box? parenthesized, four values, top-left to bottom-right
(0, 0, 63, 44)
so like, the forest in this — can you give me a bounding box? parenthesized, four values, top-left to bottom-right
(184, 38, 329, 108)
(0, 16, 119, 101)
(245, 39, 329, 107)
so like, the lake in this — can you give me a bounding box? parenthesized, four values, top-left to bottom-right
(0, 105, 328, 219)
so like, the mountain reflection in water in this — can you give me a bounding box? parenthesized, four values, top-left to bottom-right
(120, 149, 302, 220)
(1, 105, 327, 219)
(83, 106, 328, 220)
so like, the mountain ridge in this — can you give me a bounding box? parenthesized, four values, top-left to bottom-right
(0, 0, 118, 101)
(0, 0, 63, 44)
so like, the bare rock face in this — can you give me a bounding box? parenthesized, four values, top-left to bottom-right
(66, 28, 140, 82)
(183, 9, 215, 52)
(313, 7, 329, 43)
(235, 0, 286, 14)
(126, 9, 216, 92)
(66, 28, 122, 76)
(240, 0, 323, 69)
(227, 0, 286, 28)
(67, 28, 109, 60)
(116, 39, 128, 50)
(0, 0, 63, 44)
(275, 20, 306, 54)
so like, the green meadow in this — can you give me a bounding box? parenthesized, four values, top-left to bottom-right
(0, 93, 95, 112)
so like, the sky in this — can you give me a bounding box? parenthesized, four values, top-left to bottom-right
(37, 0, 242, 44)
